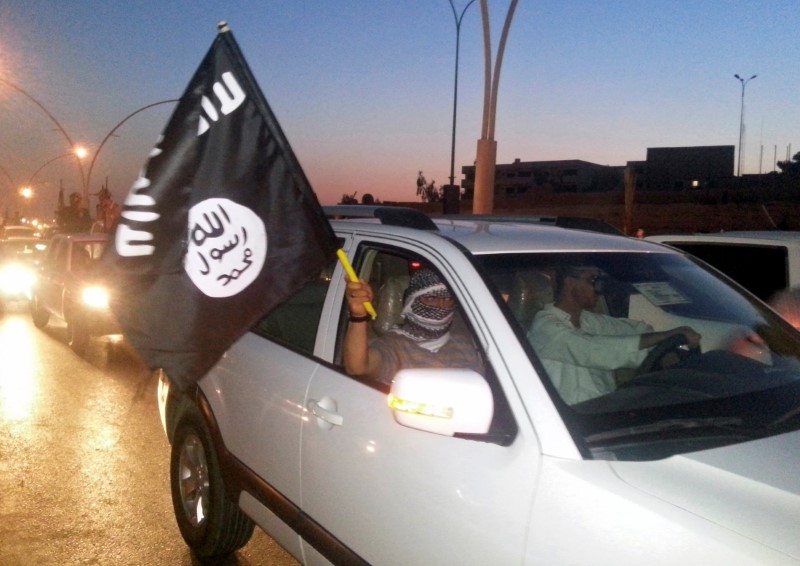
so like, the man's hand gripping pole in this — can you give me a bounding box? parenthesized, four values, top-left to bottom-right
(337, 249, 377, 319)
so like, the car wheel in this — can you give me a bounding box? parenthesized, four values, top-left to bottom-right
(31, 296, 50, 328)
(170, 411, 254, 559)
(67, 314, 89, 354)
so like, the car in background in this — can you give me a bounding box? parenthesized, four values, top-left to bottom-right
(159, 207, 800, 565)
(0, 237, 48, 310)
(646, 231, 800, 303)
(30, 232, 120, 353)
(1, 224, 39, 239)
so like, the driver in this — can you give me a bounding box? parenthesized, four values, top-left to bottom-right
(528, 265, 701, 404)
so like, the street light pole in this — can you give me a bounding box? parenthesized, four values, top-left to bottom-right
(472, 0, 519, 214)
(0, 77, 87, 202)
(24, 152, 80, 187)
(734, 73, 757, 177)
(85, 99, 179, 198)
(447, 0, 477, 189)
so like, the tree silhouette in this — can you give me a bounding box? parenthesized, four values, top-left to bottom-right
(777, 152, 800, 175)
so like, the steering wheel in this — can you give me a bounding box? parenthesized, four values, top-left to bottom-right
(635, 333, 698, 377)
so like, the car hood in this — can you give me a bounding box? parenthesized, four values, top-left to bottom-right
(611, 430, 800, 560)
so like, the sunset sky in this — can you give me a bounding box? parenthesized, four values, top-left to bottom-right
(1, 1, 797, 219)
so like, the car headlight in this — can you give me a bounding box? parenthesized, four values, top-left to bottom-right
(81, 286, 110, 309)
(0, 264, 35, 296)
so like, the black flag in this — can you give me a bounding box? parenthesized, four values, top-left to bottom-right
(103, 23, 338, 390)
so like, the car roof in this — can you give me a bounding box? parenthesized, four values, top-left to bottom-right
(0, 236, 42, 245)
(327, 207, 673, 255)
(646, 231, 800, 246)
(51, 232, 110, 243)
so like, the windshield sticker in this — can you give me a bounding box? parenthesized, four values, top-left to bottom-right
(632, 282, 691, 306)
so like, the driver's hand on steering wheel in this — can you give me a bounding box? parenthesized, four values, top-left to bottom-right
(674, 326, 702, 349)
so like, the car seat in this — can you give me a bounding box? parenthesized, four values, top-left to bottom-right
(507, 269, 554, 331)
(373, 275, 410, 336)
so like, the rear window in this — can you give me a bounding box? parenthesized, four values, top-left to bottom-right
(667, 242, 787, 301)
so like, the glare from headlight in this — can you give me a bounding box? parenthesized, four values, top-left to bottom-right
(81, 286, 110, 309)
(0, 264, 35, 296)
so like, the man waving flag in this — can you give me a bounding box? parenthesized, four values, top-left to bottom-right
(103, 22, 338, 390)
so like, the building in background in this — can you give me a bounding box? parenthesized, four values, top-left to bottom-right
(643, 145, 734, 191)
(459, 145, 736, 202)
(460, 158, 624, 202)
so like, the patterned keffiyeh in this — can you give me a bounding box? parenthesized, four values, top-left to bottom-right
(391, 268, 455, 352)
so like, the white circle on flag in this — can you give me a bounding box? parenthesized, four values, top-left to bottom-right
(184, 197, 267, 298)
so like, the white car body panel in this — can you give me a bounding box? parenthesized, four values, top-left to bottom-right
(612, 430, 800, 559)
(203, 335, 311, 506)
(300, 362, 540, 565)
(527, 457, 797, 565)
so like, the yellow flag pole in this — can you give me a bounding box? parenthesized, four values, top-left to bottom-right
(337, 249, 377, 319)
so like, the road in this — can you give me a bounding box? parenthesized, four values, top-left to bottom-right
(0, 305, 298, 566)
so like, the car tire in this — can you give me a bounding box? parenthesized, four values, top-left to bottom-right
(31, 296, 50, 328)
(67, 314, 89, 354)
(170, 411, 255, 559)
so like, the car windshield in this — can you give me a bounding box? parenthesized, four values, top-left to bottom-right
(3, 226, 37, 238)
(476, 251, 800, 461)
(0, 239, 47, 263)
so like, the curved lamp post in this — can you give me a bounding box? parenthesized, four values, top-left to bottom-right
(734, 74, 756, 177)
(0, 163, 15, 189)
(17, 152, 84, 220)
(85, 99, 179, 197)
(24, 151, 81, 187)
(447, 0, 477, 190)
(473, 0, 519, 214)
(0, 77, 87, 202)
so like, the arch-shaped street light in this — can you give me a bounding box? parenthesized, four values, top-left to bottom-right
(24, 151, 82, 187)
(85, 99, 179, 198)
(0, 77, 87, 201)
(472, 0, 519, 214)
(447, 0, 478, 192)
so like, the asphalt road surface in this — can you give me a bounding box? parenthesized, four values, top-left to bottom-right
(0, 305, 298, 566)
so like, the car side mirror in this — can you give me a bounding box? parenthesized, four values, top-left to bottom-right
(388, 368, 494, 437)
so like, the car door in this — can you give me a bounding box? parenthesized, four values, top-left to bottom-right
(198, 260, 338, 557)
(37, 237, 69, 318)
(298, 240, 541, 565)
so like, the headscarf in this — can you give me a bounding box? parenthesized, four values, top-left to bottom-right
(391, 268, 455, 352)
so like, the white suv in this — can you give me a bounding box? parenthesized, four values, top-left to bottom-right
(159, 208, 800, 565)
(646, 231, 800, 302)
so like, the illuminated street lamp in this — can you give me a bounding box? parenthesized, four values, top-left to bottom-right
(734, 73, 757, 177)
(18, 185, 34, 218)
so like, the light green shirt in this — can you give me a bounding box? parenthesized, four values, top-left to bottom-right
(529, 304, 652, 404)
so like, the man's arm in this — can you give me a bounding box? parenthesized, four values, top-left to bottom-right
(343, 279, 383, 378)
(638, 326, 701, 350)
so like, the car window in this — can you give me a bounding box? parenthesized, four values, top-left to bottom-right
(250, 261, 336, 355)
(51, 240, 69, 271)
(336, 244, 518, 444)
(71, 243, 96, 273)
(476, 250, 800, 460)
(668, 242, 788, 301)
